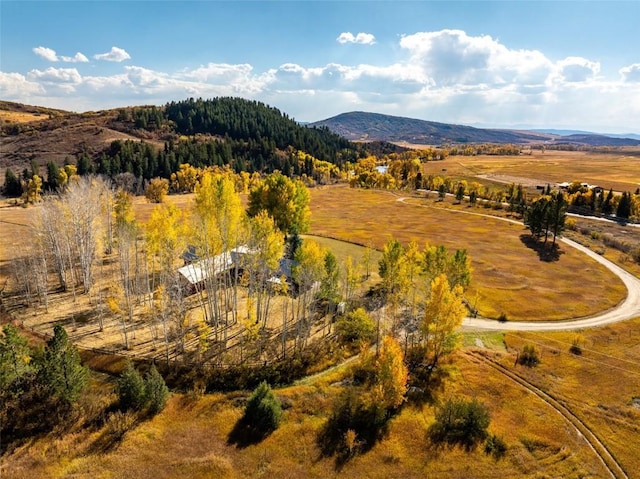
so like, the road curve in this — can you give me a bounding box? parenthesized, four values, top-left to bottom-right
(463, 236, 640, 331)
(393, 195, 640, 331)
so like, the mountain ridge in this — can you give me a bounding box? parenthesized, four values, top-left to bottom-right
(309, 111, 640, 146)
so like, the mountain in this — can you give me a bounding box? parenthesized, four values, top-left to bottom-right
(309, 111, 640, 146)
(532, 128, 640, 141)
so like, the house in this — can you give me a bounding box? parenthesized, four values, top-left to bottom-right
(177, 250, 236, 294)
(177, 246, 298, 295)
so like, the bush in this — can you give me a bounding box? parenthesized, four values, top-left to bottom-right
(318, 388, 388, 459)
(484, 433, 507, 460)
(244, 381, 282, 433)
(518, 344, 540, 367)
(428, 397, 491, 450)
(569, 334, 584, 355)
(144, 177, 169, 203)
(335, 308, 375, 344)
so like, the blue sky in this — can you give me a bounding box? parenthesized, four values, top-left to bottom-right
(1, 1, 639, 133)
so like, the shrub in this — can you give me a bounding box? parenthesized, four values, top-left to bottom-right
(428, 397, 491, 450)
(104, 410, 136, 441)
(518, 344, 540, 367)
(335, 308, 375, 344)
(244, 381, 282, 433)
(569, 334, 584, 355)
(144, 177, 169, 203)
(484, 433, 507, 460)
(318, 388, 388, 459)
(565, 218, 577, 231)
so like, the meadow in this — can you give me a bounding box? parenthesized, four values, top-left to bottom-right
(6, 316, 638, 478)
(420, 150, 640, 194)
(2, 153, 640, 478)
(309, 185, 626, 321)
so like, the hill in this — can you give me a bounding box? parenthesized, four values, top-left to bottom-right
(0, 99, 373, 181)
(309, 111, 640, 147)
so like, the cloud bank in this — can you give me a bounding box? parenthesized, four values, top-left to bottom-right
(4, 31, 639, 132)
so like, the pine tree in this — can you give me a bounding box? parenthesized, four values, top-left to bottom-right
(0, 324, 33, 388)
(145, 364, 169, 414)
(3, 168, 23, 197)
(117, 361, 147, 411)
(244, 381, 282, 432)
(38, 325, 89, 403)
(616, 192, 631, 219)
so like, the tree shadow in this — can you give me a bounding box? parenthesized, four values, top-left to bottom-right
(227, 416, 274, 448)
(519, 234, 563, 262)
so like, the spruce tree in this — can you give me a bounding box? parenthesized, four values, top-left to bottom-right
(3, 168, 22, 197)
(117, 361, 147, 411)
(244, 381, 282, 432)
(38, 325, 89, 403)
(145, 365, 169, 414)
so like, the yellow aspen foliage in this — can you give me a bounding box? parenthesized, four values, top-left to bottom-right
(21, 174, 42, 204)
(145, 177, 169, 203)
(421, 274, 466, 366)
(374, 335, 408, 409)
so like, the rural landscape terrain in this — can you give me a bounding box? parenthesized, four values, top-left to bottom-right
(1, 97, 640, 479)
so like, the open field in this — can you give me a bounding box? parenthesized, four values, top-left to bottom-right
(310, 185, 627, 321)
(0, 110, 49, 124)
(3, 175, 640, 477)
(8, 318, 640, 478)
(420, 150, 640, 194)
(497, 316, 640, 476)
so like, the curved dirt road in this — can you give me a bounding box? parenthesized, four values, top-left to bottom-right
(394, 195, 640, 331)
(463, 237, 640, 331)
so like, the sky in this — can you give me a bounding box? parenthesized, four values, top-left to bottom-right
(1, 1, 639, 134)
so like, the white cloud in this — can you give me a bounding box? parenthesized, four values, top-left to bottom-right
(33, 46, 89, 63)
(555, 57, 600, 83)
(33, 46, 59, 62)
(94, 46, 131, 62)
(399, 29, 553, 87)
(337, 32, 376, 45)
(0, 71, 45, 98)
(27, 67, 82, 84)
(620, 63, 640, 82)
(60, 52, 89, 63)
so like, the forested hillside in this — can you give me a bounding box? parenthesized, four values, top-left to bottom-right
(92, 98, 369, 179)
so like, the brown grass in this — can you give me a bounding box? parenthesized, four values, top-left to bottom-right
(4, 333, 623, 479)
(310, 185, 626, 321)
(0, 110, 48, 124)
(421, 150, 640, 194)
(495, 316, 640, 476)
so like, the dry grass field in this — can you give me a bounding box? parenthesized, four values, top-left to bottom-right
(0, 110, 49, 124)
(309, 185, 626, 321)
(7, 318, 639, 478)
(3, 177, 640, 478)
(498, 316, 640, 476)
(420, 150, 640, 194)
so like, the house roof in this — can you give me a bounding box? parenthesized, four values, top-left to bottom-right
(177, 252, 235, 285)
